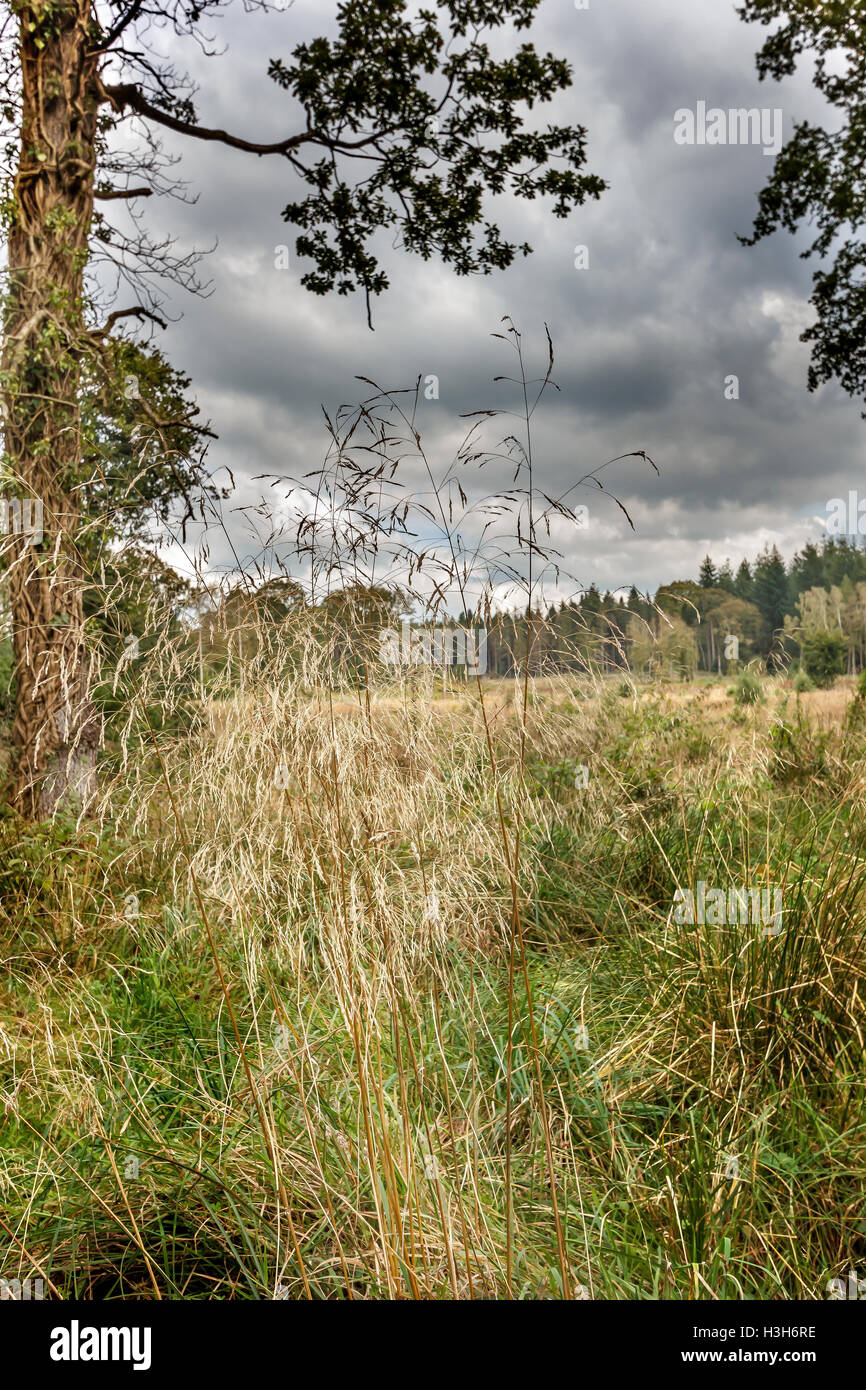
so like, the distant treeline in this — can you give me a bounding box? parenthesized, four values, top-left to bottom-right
(138, 534, 866, 684)
(6, 537, 863, 710)
(475, 536, 866, 679)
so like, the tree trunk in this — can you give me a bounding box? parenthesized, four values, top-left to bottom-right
(2, 0, 101, 818)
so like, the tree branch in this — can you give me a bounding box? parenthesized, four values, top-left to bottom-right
(92, 307, 168, 336)
(94, 186, 153, 201)
(101, 82, 314, 157)
(89, 0, 145, 57)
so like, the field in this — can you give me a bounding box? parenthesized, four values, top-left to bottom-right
(1, 667, 864, 1300)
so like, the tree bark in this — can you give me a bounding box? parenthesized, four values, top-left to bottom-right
(2, 0, 101, 817)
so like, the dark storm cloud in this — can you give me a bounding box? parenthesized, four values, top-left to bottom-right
(111, 0, 864, 596)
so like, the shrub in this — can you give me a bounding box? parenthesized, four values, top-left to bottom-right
(770, 717, 828, 784)
(729, 672, 763, 706)
(801, 630, 847, 688)
(792, 670, 815, 694)
(845, 668, 866, 732)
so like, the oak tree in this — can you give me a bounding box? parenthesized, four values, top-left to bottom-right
(0, 0, 605, 817)
(739, 1, 866, 409)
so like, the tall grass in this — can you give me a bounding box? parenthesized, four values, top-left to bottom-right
(2, 667, 865, 1298)
(1, 328, 864, 1300)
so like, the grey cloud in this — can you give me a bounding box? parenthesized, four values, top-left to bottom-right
(104, 0, 864, 597)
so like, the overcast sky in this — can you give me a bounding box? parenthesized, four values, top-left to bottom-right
(110, 0, 864, 606)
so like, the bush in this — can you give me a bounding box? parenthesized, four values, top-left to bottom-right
(792, 670, 815, 694)
(729, 672, 763, 706)
(801, 631, 847, 689)
(845, 668, 866, 732)
(770, 717, 828, 784)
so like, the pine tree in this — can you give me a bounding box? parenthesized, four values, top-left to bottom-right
(734, 559, 754, 603)
(698, 555, 717, 588)
(752, 545, 790, 641)
(789, 542, 824, 598)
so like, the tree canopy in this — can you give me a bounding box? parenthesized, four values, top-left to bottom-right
(739, 0, 866, 409)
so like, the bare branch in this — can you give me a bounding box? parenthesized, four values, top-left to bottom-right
(94, 186, 154, 201)
(92, 306, 169, 336)
(102, 82, 313, 157)
(89, 0, 145, 56)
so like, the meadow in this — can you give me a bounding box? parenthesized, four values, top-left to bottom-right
(1, 655, 864, 1301)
